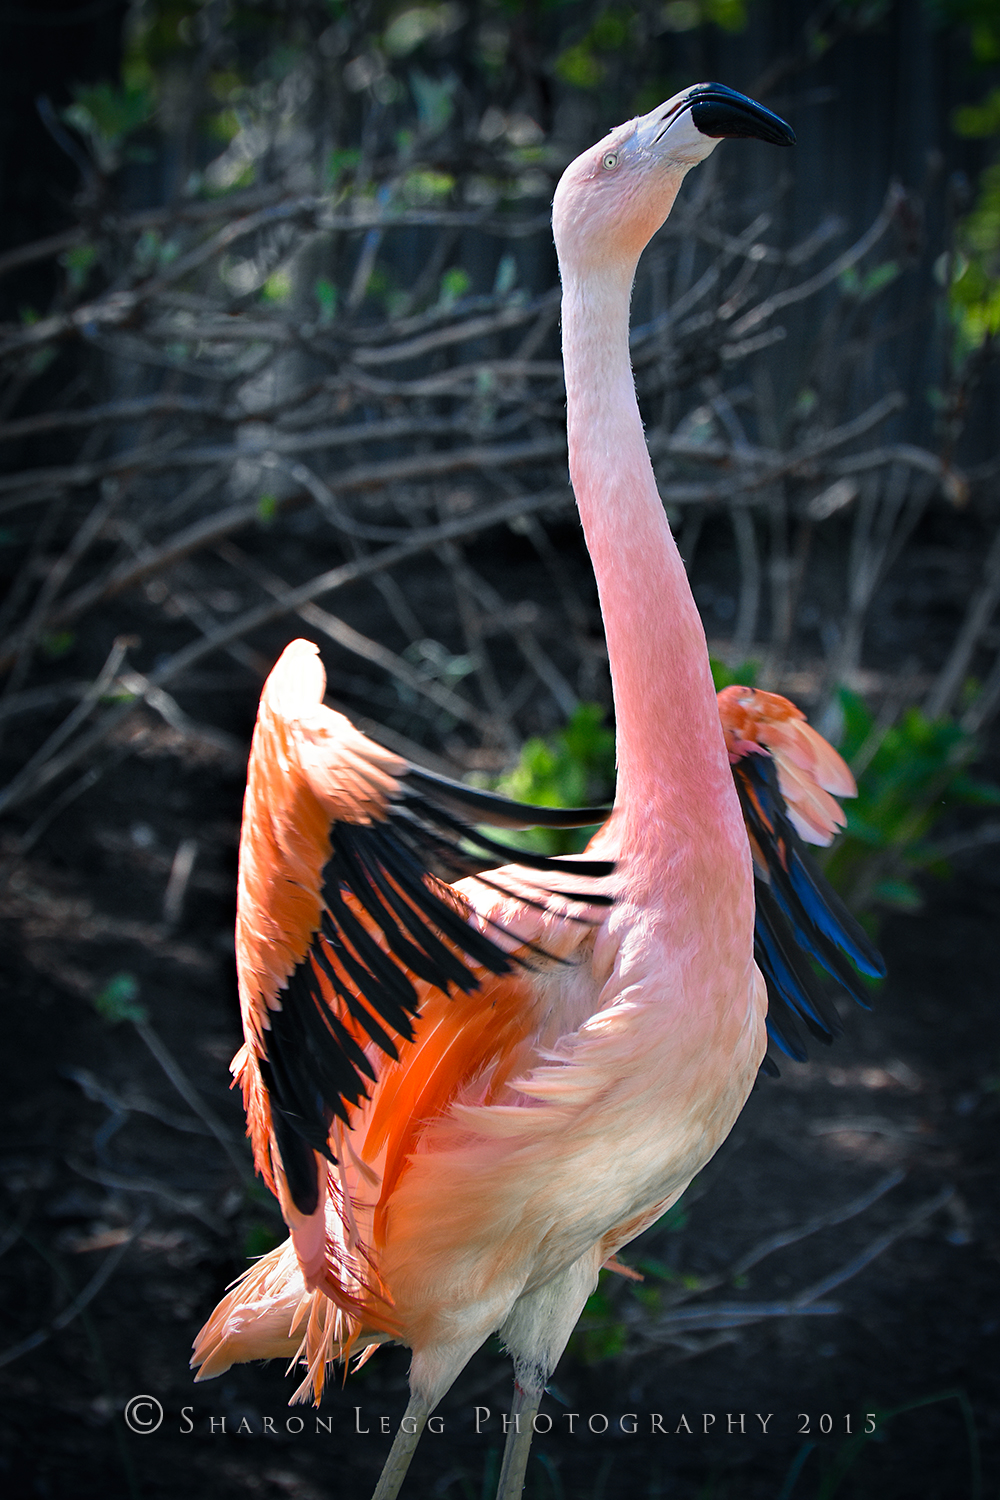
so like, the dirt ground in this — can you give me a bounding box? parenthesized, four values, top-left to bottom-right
(1, 526, 998, 1500)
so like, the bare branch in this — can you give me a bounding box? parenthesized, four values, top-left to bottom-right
(68, 1159, 225, 1233)
(637, 1182, 951, 1347)
(925, 526, 1000, 720)
(730, 184, 905, 338)
(132, 1019, 249, 1180)
(0, 489, 571, 812)
(0, 429, 566, 503)
(218, 541, 490, 731)
(0, 1213, 150, 1370)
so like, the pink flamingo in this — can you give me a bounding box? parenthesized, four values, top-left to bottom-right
(192, 85, 882, 1499)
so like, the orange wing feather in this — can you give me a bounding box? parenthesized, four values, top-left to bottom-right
(231, 641, 407, 1305)
(194, 641, 613, 1399)
(717, 684, 856, 846)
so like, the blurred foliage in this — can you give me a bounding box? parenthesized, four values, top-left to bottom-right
(93, 971, 147, 1025)
(489, 669, 1000, 916)
(487, 662, 755, 853)
(569, 1200, 695, 1363)
(34, 0, 1000, 911)
(709, 656, 760, 690)
(59, 243, 98, 295)
(39, 631, 77, 661)
(96, 1, 907, 203)
(242, 1221, 284, 1259)
(949, 162, 1000, 356)
(490, 701, 616, 854)
(42, 0, 997, 358)
(821, 687, 1000, 912)
(570, 1278, 630, 1362)
(63, 80, 156, 173)
(554, 0, 749, 94)
(838, 258, 902, 302)
(934, 0, 1000, 357)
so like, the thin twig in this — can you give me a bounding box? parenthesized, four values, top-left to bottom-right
(925, 525, 1000, 720)
(66, 1065, 214, 1138)
(162, 838, 199, 929)
(0, 1213, 149, 1369)
(730, 183, 904, 337)
(0, 637, 130, 811)
(640, 1183, 951, 1345)
(68, 1159, 225, 1232)
(218, 541, 489, 731)
(131, 1019, 249, 1180)
(731, 507, 760, 661)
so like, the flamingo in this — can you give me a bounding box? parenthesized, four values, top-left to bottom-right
(191, 85, 884, 1500)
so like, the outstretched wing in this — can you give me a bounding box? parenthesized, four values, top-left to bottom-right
(235, 640, 614, 1230)
(718, 685, 886, 1066)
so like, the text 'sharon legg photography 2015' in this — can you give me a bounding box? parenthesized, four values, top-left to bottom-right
(156, 1403, 880, 1441)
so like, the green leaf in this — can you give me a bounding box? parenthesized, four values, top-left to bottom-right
(871, 878, 923, 910)
(93, 972, 147, 1025)
(409, 69, 457, 135)
(488, 701, 615, 855)
(260, 271, 292, 303)
(63, 81, 154, 173)
(632, 1285, 663, 1310)
(953, 86, 1000, 138)
(860, 260, 900, 299)
(835, 686, 874, 760)
(590, 10, 630, 48)
(636, 1256, 687, 1283)
(710, 657, 759, 690)
(243, 1222, 284, 1259)
(61, 243, 97, 294)
(949, 161, 1000, 356)
(705, 0, 747, 30)
(404, 169, 455, 205)
(439, 266, 471, 307)
(384, 4, 462, 58)
(661, 1, 701, 30)
(40, 631, 75, 661)
(838, 264, 862, 297)
(325, 147, 361, 187)
(314, 276, 338, 324)
(820, 683, 1000, 915)
(554, 42, 603, 90)
(493, 253, 518, 297)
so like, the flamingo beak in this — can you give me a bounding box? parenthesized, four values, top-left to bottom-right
(687, 83, 795, 147)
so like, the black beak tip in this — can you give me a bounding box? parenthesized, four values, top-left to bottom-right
(689, 83, 795, 148)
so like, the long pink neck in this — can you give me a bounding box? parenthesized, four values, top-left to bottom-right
(561, 265, 739, 858)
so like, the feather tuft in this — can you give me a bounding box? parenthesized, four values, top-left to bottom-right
(718, 684, 856, 846)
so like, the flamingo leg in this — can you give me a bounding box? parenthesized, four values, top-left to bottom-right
(370, 1393, 432, 1500)
(495, 1381, 542, 1500)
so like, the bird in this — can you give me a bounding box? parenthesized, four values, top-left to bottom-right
(191, 84, 884, 1500)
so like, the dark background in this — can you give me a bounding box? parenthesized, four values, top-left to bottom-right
(1, 3, 999, 1498)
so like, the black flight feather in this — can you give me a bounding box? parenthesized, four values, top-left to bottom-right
(259, 770, 615, 1212)
(731, 753, 885, 1070)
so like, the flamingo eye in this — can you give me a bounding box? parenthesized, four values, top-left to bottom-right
(602, 152, 619, 170)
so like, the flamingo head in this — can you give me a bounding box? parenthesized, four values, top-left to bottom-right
(553, 83, 794, 276)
